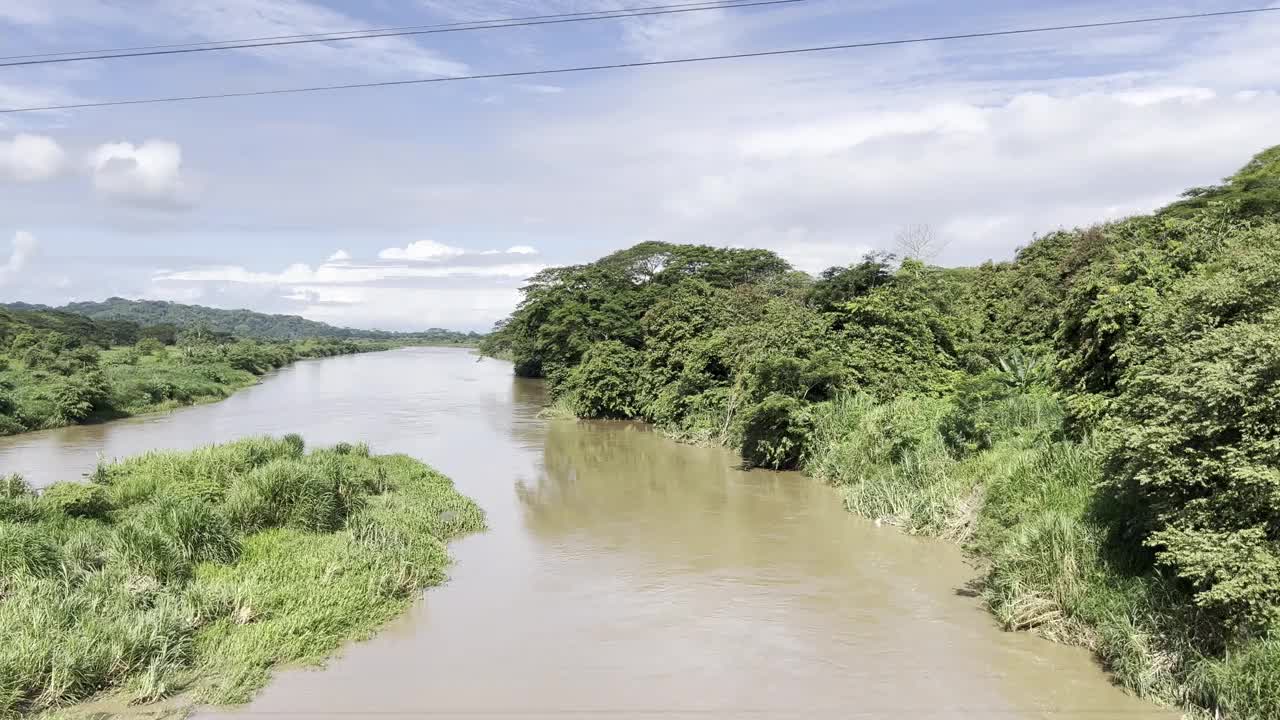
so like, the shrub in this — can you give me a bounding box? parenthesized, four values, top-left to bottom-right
(740, 393, 812, 469)
(939, 372, 1010, 455)
(48, 371, 110, 424)
(565, 341, 643, 419)
(0, 475, 31, 499)
(40, 482, 111, 519)
(135, 337, 165, 356)
(1104, 231, 1280, 631)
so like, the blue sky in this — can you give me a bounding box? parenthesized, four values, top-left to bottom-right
(1, 0, 1278, 330)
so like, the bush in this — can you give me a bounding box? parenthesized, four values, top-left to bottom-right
(136, 337, 165, 356)
(740, 393, 812, 469)
(564, 341, 643, 419)
(48, 371, 110, 424)
(0, 475, 43, 523)
(939, 372, 1010, 455)
(1, 475, 31, 500)
(40, 482, 111, 519)
(1103, 231, 1280, 631)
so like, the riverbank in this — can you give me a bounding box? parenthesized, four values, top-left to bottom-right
(539, 391, 1274, 718)
(0, 436, 484, 718)
(800, 392, 1277, 719)
(0, 339, 392, 438)
(480, 148, 1280, 719)
(0, 347, 1182, 719)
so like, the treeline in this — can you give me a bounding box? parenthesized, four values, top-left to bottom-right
(0, 308, 388, 436)
(481, 146, 1280, 717)
(5, 297, 484, 344)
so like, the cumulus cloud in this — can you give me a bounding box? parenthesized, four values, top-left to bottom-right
(377, 240, 465, 261)
(505, 245, 538, 255)
(327, 249, 351, 261)
(89, 140, 194, 209)
(0, 134, 64, 182)
(148, 246, 547, 330)
(291, 286, 522, 330)
(0, 230, 36, 285)
(156, 261, 545, 284)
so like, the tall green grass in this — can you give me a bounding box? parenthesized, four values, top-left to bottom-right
(804, 391, 1277, 719)
(0, 436, 483, 717)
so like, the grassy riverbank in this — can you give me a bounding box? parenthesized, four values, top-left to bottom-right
(482, 146, 1280, 718)
(0, 436, 484, 717)
(0, 335, 391, 437)
(805, 393, 1278, 717)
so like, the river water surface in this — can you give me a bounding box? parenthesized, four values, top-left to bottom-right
(0, 348, 1171, 719)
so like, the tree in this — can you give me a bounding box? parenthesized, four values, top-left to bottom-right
(894, 223, 947, 262)
(1103, 225, 1280, 630)
(806, 253, 894, 314)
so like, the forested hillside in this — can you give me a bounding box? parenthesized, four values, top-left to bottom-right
(482, 145, 1280, 718)
(0, 306, 388, 436)
(7, 298, 482, 344)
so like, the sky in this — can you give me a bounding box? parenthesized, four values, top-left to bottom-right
(0, 0, 1278, 331)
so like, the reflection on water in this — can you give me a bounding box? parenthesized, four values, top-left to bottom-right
(0, 348, 1171, 720)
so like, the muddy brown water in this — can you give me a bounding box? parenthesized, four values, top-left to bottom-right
(0, 347, 1173, 720)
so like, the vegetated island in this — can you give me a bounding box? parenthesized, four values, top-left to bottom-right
(0, 301, 481, 437)
(0, 436, 484, 717)
(480, 145, 1280, 718)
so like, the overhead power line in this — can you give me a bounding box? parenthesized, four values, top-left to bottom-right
(0, 0, 778, 62)
(2, 7, 1276, 114)
(0, 0, 805, 68)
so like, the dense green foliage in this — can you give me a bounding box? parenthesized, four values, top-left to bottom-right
(485, 147, 1280, 718)
(0, 437, 483, 717)
(1164, 145, 1280, 219)
(0, 308, 388, 436)
(5, 298, 483, 344)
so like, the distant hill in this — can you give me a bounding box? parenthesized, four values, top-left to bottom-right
(0, 305, 141, 348)
(4, 298, 482, 343)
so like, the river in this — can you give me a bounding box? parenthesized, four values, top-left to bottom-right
(0, 347, 1171, 719)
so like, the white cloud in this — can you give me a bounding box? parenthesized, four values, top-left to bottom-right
(0, 0, 59, 24)
(147, 249, 546, 330)
(0, 0, 466, 78)
(89, 140, 193, 209)
(327, 249, 352, 261)
(0, 230, 36, 285)
(8, 1, 1280, 332)
(505, 245, 538, 255)
(156, 261, 544, 284)
(517, 84, 565, 95)
(378, 239, 465, 261)
(0, 134, 64, 182)
(159, 0, 467, 77)
(291, 286, 522, 330)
